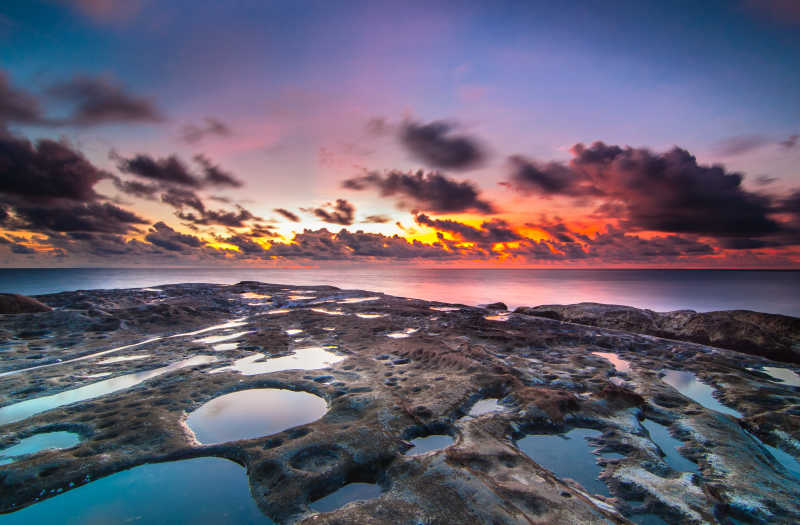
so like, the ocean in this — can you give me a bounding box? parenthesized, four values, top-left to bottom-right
(1, 268, 798, 317)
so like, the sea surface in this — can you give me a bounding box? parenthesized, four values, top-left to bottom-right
(0, 268, 798, 316)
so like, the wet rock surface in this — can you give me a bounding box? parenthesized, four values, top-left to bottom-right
(515, 302, 800, 364)
(0, 282, 798, 524)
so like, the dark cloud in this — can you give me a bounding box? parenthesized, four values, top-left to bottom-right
(264, 228, 456, 260)
(176, 205, 259, 227)
(161, 187, 205, 212)
(192, 154, 242, 187)
(361, 214, 391, 224)
(112, 178, 160, 199)
(114, 152, 241, 189)
(711, 134, 770, 156)
(181, 118, 232, 143)
(219, 234, 265, 255)
(400, 120, 485, 170)
(274, 208, 300, 222)
(0, 72, 43, 124)
(415, 214, 522, 245)
(15, 202, 147, 234)
(0, 128, 108, 205)
(10, 243, 35, 254)
(506, 142, 782, 238)
(507, 155, 599, 197)
(47, 76, 162, 125)
(115, 152, 200, 186)
(145, 221, 205, 251)
(781, 135, 798, 149)
(306, 199, 355, 226)
(343, 170, 495, 214)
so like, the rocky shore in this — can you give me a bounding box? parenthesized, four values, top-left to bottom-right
(1, 282, 799, 524)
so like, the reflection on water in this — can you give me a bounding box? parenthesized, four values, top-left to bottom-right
(0, 431, 81, 465)
(355, 313, 385, 319)
(459, 398, 508, 423)
(310, 308, 345, 316)
(186, 388, 327, 444)
(97, 354, 149, 365)
(0, 356, 217, 425)
(661, 370, 742, 418)
(337, 296, 380, 304)
(641, 419, 699, 474)
(429, 306, 460, 312)
(484, 312, 510, 321)
(760, 367, 800, 387)
(516, 428, 610, 496)
(746, 432, 800, 481)
(386, 328, 418, 339)
(194, 331, 253, 344)
(288, 295, 316, 300)
(592, 352, 631, 373)
(0, 457, 274, 524)
(285, 329, 303, 335)
(241, 292, 270, 300)
(211, 347, 344, 376)
(404, 434, 454, 455)
(309, 483, 383, 513)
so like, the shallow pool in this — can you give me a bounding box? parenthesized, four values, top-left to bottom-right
(660, 370, 742, 418)
(0, 431, 81, 465)
(309, 482, 383, 513)
(641, 419, 699, 474)
(592, 352, 631, 373)
(404, 434, 454, 455)
(212, 347, 344, 376)
(516, 428, 610, 497)
(0, 356, 217, 425)
(186, 388, 327, 444)
(760, 366, 800, 387)
(0, 457, 274, 524)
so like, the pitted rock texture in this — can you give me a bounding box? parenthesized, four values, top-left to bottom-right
(0, 282, 798, 524)
(515, 302, 800, 363)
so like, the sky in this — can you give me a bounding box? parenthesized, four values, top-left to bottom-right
(0, 0, 798, 268)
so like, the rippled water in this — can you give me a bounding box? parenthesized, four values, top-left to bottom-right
(0, 457, 274, 524)
(185, 388, 327, 444)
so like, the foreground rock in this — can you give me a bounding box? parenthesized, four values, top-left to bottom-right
(0, 283, 798, 524)
(0, 294, 52, 315)
(515, 302, 800, 364)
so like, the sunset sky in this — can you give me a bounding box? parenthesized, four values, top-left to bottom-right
(1, 0, 799, 267)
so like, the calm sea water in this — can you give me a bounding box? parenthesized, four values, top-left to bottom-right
(0, 268, 798, 316)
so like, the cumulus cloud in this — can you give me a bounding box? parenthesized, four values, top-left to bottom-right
(15, 202, 147, 234)
(47, 76, 162, 125)
(506, 142, 785, 239)
(305, 199, 355, 226)
(343, 169, 495, 214)
(181, 118, 231, 143)
(274, 208, 301, 222)
(176, 205, 259, 227)
(415, 214, 521, 245)
(361, 214, 391, 224)
(0, 72, 43, 124)
(400, 120, 485, 170)
(0, 128, 109, 205)
(113, 152, 242, 188)
(145, 221, 204, 251)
